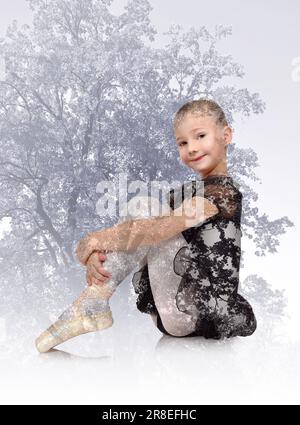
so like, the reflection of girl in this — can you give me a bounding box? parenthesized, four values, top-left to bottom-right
(35, 99, 257, 353)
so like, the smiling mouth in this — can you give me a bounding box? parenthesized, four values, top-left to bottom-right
(190, 155, 206, 162)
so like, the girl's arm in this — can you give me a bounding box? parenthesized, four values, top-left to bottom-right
(75, 196, 218, 265)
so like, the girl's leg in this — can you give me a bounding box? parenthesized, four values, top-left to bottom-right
(35, 196, 156, 353)
(146, 237, 198, 337)
(35, 193, 201, 352)
(131, 197, 199, 337)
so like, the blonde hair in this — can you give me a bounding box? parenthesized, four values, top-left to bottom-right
(173, 98, 229, 131)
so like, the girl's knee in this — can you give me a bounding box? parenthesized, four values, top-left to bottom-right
(119, 195, 169, 221)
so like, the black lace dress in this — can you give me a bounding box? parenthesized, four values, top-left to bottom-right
(132, 175, 257, 339)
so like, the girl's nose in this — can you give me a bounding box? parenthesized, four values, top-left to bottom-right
(188, 141, 199, 155)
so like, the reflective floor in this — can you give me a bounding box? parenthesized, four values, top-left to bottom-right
(1, 294, 299, 405)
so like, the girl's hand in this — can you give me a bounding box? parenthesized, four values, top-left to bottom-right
(86, 251, 112, 286)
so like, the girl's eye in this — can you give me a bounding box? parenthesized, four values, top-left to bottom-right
(178, 135, 205, 146)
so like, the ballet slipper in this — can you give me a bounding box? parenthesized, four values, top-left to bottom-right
(35, 247, 149, 353)
(35, 283, 116, 353)
(36, 198, 155, 353)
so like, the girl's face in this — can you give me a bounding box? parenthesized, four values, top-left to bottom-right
(174, 113, 232, 177)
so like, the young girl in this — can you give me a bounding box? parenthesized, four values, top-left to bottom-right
(35, 99, 257, 352)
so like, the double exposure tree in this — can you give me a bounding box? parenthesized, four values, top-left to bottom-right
(0, 0, 292, 342)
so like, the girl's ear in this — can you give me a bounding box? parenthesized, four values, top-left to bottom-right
(221, 126, 232, 150)
(224, 126, 233, 142)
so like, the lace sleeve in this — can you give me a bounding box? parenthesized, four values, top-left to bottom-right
(203, 180, 242, 224)
(167, 178, 241, 218)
